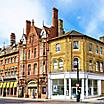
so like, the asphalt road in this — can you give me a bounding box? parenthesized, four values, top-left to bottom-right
(0, 98, 104, 104)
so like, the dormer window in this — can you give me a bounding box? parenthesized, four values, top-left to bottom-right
(40, 29, 46, 38)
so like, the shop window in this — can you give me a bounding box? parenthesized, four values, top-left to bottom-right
(88, 79, 92, 96)
(28, 64, 31, 75)
(0, 88, 2, 95)
(7, 88, 9, 95)
(42, 87, 46, 94)
(52, 79, 64, 95)
(73, 41, 79, 49)
(59, 59, 63, 71)
(66, 79, 69, 96)
(56, 43, 61, 53)
(93, 80, 97, 95)
(10, 88, 13, 95)
(14, 88, 17, 95)
(53, 59, 58, 72)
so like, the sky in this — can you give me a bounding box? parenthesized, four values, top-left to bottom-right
(0, 0, 104, 47)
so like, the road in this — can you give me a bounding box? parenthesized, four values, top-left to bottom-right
(0, 98, 104, 104)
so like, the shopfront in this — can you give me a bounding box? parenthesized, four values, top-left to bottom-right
(27, 81, 37, 98)
(48, 72, 104, 100)
(0, 81, 17, 97)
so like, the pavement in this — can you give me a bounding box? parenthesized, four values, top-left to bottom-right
(0, 96, 104, 103)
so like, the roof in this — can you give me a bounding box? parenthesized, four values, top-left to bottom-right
(48, 30, 104, 45)
(35, 26, 42, 36)
(0, 44, 18, 57)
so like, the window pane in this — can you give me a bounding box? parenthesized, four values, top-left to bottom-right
(100, 47, 102, 55)
(73, 41, 78, 49)
(89, 43, 92, 51)
(56, 44, 61, 52)
(52, 79, 64, 95)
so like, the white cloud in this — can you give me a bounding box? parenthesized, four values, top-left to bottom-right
(85, 1, 104, 37)
(0, 0, 48, 47)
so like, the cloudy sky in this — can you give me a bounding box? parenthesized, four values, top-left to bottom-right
(0, 0, 104, 47)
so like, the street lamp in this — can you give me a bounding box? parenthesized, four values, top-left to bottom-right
(74, 58, 80, 102)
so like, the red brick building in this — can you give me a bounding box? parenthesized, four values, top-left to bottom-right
(18, 8, 60, 98)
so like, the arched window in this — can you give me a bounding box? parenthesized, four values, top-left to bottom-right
(53, 59, 58, 71)
(73, 57, 79, 71)
(59, 59, 64, 71)
(100, 62, 103, 72)
(96, 61, 100, 71)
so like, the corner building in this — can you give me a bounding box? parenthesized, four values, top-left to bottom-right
(48, 30, 104, 100)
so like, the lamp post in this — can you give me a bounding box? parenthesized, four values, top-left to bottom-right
(74, 59, 80, 102)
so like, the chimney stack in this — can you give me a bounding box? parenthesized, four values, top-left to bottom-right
(26, 20, 31, 35)
(58, 19, 64, 36)
(52, 8, 58, 37)
(10, 33, 15, 46)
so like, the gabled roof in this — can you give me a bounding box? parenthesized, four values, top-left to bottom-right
(43, 26, 51, 35)
(35, 26, 42, 37)
(0, 44, 18, 57)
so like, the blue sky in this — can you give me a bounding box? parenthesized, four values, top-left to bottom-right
(0, 0, 104, 47)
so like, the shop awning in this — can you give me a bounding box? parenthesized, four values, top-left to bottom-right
(10, 82, 14, 88)
(13, 82, 17, 88)
(0, 83, 3, 88)
(7, 82, 10, 88)
(28, 83, 37, 88)
(3, 82, 7, 88)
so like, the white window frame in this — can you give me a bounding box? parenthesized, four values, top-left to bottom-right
(56, 44, 61, 53)
(73, 57, 80, 71)
(89, 60, 93, 71)
(59, 59, 64, 71)
(100, 62, 103, 72)
(73, 41, 79, 50)
(53, 59, 58, 71)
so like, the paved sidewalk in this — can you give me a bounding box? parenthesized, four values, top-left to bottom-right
(0, 96, 104, 103)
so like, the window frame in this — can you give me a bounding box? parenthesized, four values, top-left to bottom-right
(73, 41, 79, 50)
(56, 43, 61, 53)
